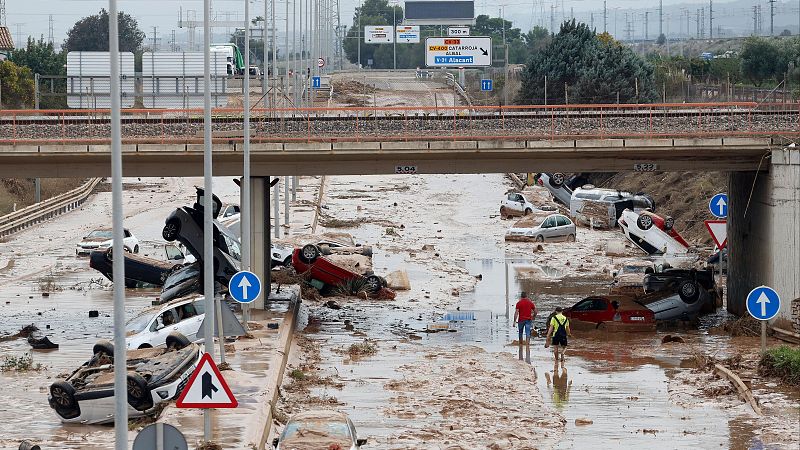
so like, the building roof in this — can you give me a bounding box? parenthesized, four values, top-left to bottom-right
(0, 27, 14, 51)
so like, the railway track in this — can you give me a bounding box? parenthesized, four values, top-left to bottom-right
(1, 105, 799, 143)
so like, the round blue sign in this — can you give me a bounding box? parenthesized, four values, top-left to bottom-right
(228, 271, 262, 304)
(709, 193, 728, 219)
(746, 285, 781, 321)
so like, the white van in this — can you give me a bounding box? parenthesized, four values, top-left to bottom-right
(570, 187, 654, 228)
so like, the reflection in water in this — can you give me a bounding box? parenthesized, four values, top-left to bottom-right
(545, 366, 572, 408)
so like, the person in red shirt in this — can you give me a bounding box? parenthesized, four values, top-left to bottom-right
(513, 291, 537, 362)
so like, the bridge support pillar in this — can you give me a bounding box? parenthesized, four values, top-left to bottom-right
(728, 147, 800, 329)
(249, 176, 270, 309)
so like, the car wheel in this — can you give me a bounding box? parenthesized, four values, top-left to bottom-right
(283, 256, 293, 268)
(535, 235, 544, 242)
(663, 216, 675, 231)
(162, 220, 181, 241)
(133, 245, 139, 253)
(104, 247, 114, 262)
(50, 381, 80, 419)
(126, 372, 153, 411)
(567, 234, 576, 242)
(637, 214, 653, 230)
(123, 246, 132, 253)
(500, 206, 508, 217)
(365, 275, 382, 293)
(166, 332, 191, 351)
(549, 172, 565, 187)
(298, 244, 320, 264)
(379, 276, 388, 288)
(678, 280, 700, 304)
(124, 279, 138, 289)
(92, 340, 114, 358)
(137, 344, 153, 349)
(524, 208, 533, 215)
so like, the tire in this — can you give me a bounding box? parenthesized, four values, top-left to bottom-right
(123, 246, 132, 253)
(137, 344, 153, 349)
(283, 256, 293, 268)
(92, 340, 114, 358)
(124, 279, 138, 289)
(365, 275, 382, 293)
(104, 247, 114, 262)
(663, 216, 675, 231)
(133, 245, 139, 253)
(50, 381, 80, 419)
(126, 372, 153, 411)
(678, 280, 700, 304)
(379, 276, 388, 288)
(566, 234, 576, 242)
(162, 219, 181, 241)
(549, 172, 565, 187)
(535, 235, 544, 242)
(637, 214, 653, 230)
(298, 244, 320, 264)
(165, 332, 191, 351)
(524, 208, 533, 215)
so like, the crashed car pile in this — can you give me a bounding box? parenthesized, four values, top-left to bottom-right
(503, 172, 722, 329)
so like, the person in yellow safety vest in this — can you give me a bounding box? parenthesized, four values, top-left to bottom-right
(545, 307, 573, 368)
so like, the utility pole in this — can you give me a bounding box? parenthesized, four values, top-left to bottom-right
(753, 6, 758, 35)
(645, 11, 649, 40)
(550, 5, 555, 34)
(48, 15, 54, 45)
(171, 29, 177, 51)
(151, 26, 158, 51)
(659, 0, 663, 36)
(769, 0, 775, 35)
(700, 7, 705, 39)
(590, 12, 594, 31)
(603, 0, 607, 33)
(0, 0, 5, 27)
(709, 0, 713, 39)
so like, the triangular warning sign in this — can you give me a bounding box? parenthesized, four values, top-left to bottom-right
(705, 220, 727, 250)
(176, 353, 238, 408)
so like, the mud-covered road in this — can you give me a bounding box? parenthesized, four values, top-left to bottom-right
(276, 173, 800, 449)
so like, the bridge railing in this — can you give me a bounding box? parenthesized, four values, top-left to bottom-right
(1, 102, 799, 145)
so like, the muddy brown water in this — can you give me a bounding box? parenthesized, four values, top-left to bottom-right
(300, 253, 793, 449)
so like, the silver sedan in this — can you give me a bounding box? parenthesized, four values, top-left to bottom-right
(507, 214, 577, 242)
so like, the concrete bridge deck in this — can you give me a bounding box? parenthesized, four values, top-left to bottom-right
(0, 137, 775, 177)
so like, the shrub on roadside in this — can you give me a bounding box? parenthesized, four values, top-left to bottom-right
(759, 346, 800, 384)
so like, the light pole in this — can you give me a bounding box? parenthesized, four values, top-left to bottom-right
(392, 0, 397, 70)
(242, 0, 252, 324)
(108, 0, 128, 447)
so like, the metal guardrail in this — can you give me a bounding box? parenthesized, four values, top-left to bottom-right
(0, 178, 102, 238)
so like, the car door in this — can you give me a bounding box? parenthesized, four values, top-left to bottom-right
(540, 216, 557, 240)
(148, 308, 180, 347)
(552, 215, 568, 241)
(174, 301, 203, 342)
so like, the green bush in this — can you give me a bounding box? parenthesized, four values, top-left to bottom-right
(759, 346, 800, 384)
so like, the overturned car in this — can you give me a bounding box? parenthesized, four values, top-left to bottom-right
(292, 244, 395, 299)
(48, 333, 199, 424)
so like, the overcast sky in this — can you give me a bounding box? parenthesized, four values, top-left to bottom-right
(6, 0, 800, 48)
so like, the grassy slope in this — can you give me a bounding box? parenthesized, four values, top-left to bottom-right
(0, 179, 88, 216)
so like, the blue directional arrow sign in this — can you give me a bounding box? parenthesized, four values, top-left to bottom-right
(480, 79, 493, 91)
(311, 76, 321, 89)
(228, 270, 262, 304)
(709, 193, 728, 218)
(746, 286, 781, 321)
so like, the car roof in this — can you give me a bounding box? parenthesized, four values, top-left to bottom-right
(579, 295, 649, 311)
(287, 410, 350, 423)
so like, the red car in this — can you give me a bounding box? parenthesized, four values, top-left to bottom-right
(292, 245, 395, 299)
(564, 295, 656, 331)
(634, 210, 690, 249)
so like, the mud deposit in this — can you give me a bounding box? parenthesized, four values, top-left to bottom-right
(277, 173, 799, 450)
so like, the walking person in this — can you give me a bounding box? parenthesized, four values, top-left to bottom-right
(545, 306, 572, 369)
(513, 291, 537, 363)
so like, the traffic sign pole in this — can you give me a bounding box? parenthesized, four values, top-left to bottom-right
(202, 0, 216, 443)
(746, 286, 782, 352)
(242, 0, 252, 327)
